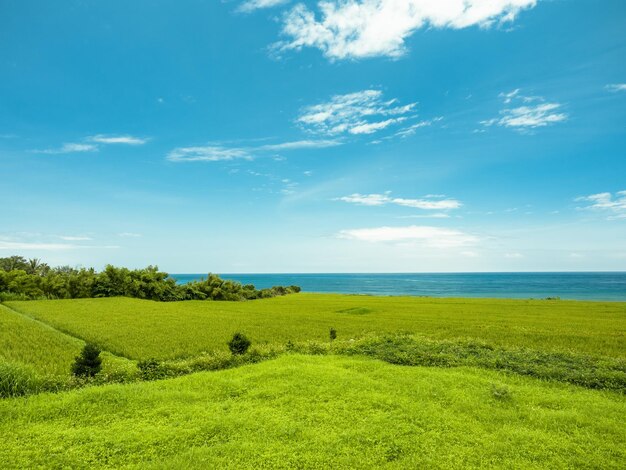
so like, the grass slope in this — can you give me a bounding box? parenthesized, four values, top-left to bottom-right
(0, 355, 624, 469)
(0, 304, 82, 377)
(0, 304, 136, 395)
(8, 294, 626, 360)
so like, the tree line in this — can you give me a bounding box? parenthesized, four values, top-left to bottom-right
(0, 256, 300, 301)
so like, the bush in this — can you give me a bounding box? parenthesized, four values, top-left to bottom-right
(228, 332, 251, 355)
(329, 327, 337, 342)
(138, 358, 169, 381)
(71, 343, 102, 378)
(491, 383, 512, 401)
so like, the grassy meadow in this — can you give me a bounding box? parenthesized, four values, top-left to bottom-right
(1, 294, 625, 468)
(7, 294, 626, 360)
(1, 355, 625, 469)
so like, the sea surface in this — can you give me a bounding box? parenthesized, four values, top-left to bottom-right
(171, 272, 626, 301)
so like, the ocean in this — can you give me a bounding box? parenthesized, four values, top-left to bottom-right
(171, 272, 626, 301)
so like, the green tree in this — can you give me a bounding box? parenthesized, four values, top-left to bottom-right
(71, 344, 103, 378)
(228, 332, 251, 355)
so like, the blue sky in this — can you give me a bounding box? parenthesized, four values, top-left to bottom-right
(1, 0, 625, 272)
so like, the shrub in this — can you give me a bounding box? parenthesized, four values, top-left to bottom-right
(228, 332, 251, 355)
(138, 358, 169, 381)
(490, 383, 512, 401)
(329, 327, 337, 342)
(71, 343, 102, 378)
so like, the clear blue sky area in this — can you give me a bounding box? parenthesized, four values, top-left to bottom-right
(1, 0, 625, 272)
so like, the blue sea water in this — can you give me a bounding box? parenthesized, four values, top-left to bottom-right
(171, 272, 626, 301)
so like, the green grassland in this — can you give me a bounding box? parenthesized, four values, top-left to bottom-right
(1, 355, 624, 469)
(0, 304, 136, 396)
(1, 294, 625, 468)
(7, 294, 626, 360)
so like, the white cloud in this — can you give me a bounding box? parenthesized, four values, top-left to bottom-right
(482, 89, 567, 130)
(88, 134, 148, 145)
(35, 143, 98, 154)
(337, 192, 461, 210)
(259, 139, 341, 150)
(34, 133, 148, 154)
(167, 146, 251, 162)
(297, 90, 416, 136)
(118, 232, 143, 238)
(238, 0, 290, 13)
(59, 235, 93, 241)
(576, 191, 626, 220)
(505, 252, 523, 258)
(167, 139, 341, 162)
(338, 225, 478, 248)
(394, 117, 443, 138)
(605, 83, 626, 92)
(0, 240, 118, 251)
(0, 241, 79, 251)
(278, 0, 538, 60)
(397, 213, 451, 219)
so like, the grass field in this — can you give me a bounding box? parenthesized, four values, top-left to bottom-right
(7, 294, 626, 361)
(0, 304, 136, 396)
(1, 294, 625, 468)
(1, 354, 624, 469)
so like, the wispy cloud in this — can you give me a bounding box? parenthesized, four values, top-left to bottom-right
(34, 143, 98, 154)
(118, 232, 142, 238)
(167, 139, 341, 162)
(59, 235, 93, 241)
(0, 239, 118, 251)
(397, 213, 451, 219)
(576, 191, 626, 220)
(338, 225, 478, 248)
(482, 89, 567, 131)
(605, 83, 626, 92)
(0, 240, 79, 251)
(337, 192, 461, 210)
(34, 133, 148, 154)
(167, 146, 252, 162)
(297, 90, 416, 136)
(393, 117, 443, 138)
(277, 0, 538, 60)
(259, 139, 341, 151)
(238, 0, 290, 13)
(87, 134, 148, 145)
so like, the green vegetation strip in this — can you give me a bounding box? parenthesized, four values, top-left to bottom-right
(0, 305, 136, 397)
(1, 355, 624, 469)
(8, 294, 626, 360)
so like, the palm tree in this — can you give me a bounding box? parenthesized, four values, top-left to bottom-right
(26, 258, 49, 275)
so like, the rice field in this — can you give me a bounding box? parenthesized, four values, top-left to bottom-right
(0, 304, 136, 393)
(7, 294, 626, 361)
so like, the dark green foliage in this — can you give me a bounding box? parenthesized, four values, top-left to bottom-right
(491, 384, 512, 401)
(228, 332, 252, 355)
(138, 359, 170, 381)
(329, 327, 337, 341)
(336, 307, 373, 315)
(71, 344, 102, 378)
(341, 335, 626, 393)
(0, 256, 300, 302)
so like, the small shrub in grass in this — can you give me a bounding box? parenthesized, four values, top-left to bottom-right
(329, 327, 337, 342)
(71, 343, 102, 378)
(228, 332, 251, 355)
(491, 383, 512, 401)
(138, 359, 170, 381)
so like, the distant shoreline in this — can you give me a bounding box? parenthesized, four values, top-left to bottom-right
(170, 272, 626, 302)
